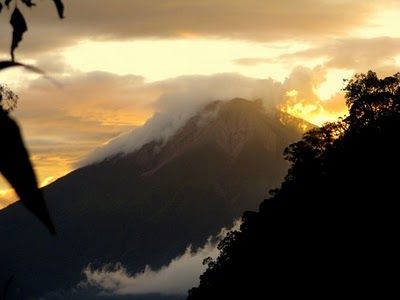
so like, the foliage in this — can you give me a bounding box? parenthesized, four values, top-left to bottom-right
(1, 0, 64, 61)
(0, 106, 56, 235)
(187, 71, 400, 299)
(0, 0, 64, 234)
(0, 84, 18, 112)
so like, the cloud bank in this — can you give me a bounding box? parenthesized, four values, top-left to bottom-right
(234, 37, 400, 76)
(80, 220, 242, 296)
(0, 0, 380, 56)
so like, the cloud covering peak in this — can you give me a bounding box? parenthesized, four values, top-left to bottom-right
(79, 73, 284, 166)
(79, 66, 350, 166)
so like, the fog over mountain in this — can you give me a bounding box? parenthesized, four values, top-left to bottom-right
(79, 67, 327, 166)
(80, 220, 241, 298)
(0, 98, 310, 299)
(79, 73, 287, 166)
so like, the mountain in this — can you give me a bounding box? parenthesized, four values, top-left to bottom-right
(0, 98, 310, 298)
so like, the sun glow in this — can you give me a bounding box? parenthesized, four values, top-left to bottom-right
(281, 86, 348, 126)
(0, 187, 17, 209)
(280, 101, 347, 126)
(61, 39, 311, 82)
(314, 69, 353, 100)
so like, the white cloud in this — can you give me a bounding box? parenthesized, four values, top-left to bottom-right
(79, 73, 284, 166)
(80, 219, 241, 296)
(79, 65, 355, 166)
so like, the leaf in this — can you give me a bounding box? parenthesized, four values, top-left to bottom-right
(0, 60, 61, 87)
(5, 0, 13, 8)
(21, 0, 36, 8)
(0, 60, 43, 72)
(0, 110, 56, 235)
(52, 0, 64, 18)
(10, 7, 28, 61)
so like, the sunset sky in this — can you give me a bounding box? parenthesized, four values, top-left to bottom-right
(1, 0, 400, 207)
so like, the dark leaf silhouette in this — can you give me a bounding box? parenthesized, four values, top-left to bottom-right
(0, 60, 42, 73)
(52, 0, 64, 18)
(0, 60, 61, 86)
(3, 1, 63, 61)
(5, 0, 13, 8)
(0, 109, 56, 235)
(21, 0, 36, 8)
(0, 0, 65, 240)
(10, 7, 28, 61)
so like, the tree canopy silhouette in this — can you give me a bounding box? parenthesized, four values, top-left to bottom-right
(187, 71, 400, 299)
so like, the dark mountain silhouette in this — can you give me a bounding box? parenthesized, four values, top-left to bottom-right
(187, 71, 400, 299)
(0, 98, 309, 298)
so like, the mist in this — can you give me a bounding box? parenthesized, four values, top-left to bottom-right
(79, 220, 242, 297)
(79, 73, 285, 166)
(80, 66, 344, 166)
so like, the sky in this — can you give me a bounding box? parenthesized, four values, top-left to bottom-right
(1, 0, 400, 207)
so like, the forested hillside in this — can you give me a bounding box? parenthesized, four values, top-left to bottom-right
(188, 71, 400, 299)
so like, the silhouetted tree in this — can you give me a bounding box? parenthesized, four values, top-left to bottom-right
(188, 71, 400, 299)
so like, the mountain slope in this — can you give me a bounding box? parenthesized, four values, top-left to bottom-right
(0, 98, 308, 298)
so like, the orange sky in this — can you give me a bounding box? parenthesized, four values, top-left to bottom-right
(1, 0, 400, 208)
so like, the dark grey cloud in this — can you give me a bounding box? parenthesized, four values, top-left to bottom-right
(279, 37, 400, 70)
(0, 0, 379, 57)
(234, 37, 400, 72)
